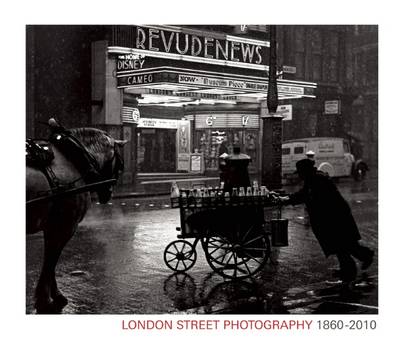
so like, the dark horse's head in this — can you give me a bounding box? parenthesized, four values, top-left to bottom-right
(70, 128, 127, 204)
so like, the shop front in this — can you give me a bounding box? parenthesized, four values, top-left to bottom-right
(92, 25, 317, 184)
(192, 113, 260, 174)
(136, 117, 191, 173)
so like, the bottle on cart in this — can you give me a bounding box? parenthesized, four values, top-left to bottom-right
(203, 188, 210, 207)
(252, 181, 259, 196)
(239, 187, 245, 205)
(170, 181, 180, 198)
(246, 186, 253, 205)
(210, 190, 216, 206)
(231, 187, 238, 205)
(195, 189, 203, 207)
(260, 186, 270, 205)
(224, 191, 230, 204)
(180, 191, 187, 208)
(188, 189, 195, 207)
(252, 181, 259, 204)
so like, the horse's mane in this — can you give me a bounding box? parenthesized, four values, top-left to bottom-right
(70, 127, 113, 166)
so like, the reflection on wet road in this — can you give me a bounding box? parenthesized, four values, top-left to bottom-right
(26, 178, 378, 314)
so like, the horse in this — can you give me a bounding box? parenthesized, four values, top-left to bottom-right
(26, 121, 126, 313)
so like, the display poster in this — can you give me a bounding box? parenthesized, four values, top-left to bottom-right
(177, 120, 191, 171)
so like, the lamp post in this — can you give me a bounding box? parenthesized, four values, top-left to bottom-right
(261, 25, 283, 190)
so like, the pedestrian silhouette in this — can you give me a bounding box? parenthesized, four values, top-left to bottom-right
(281, 159, 374, 284)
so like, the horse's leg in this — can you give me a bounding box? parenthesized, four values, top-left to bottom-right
(48, 225, 78, 308)
(35, 226, 75, 313)
(35, 194, 90, 313)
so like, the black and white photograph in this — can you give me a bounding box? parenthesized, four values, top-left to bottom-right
(25, 23, 378, 315)
(3, 0, 400, 344)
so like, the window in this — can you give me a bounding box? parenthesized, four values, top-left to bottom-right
(322, 31, 339, 83)
(311, 29, 322, 81)
(343, 141, 350, 153)
(282, 147, 291, 155)
(294, 146, 304, 154)
(294, 27, 305, 78)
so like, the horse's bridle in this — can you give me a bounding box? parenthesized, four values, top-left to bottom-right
(99, 141, 124, 183)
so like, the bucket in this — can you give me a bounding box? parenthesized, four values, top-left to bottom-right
(270, 218, 289, 247)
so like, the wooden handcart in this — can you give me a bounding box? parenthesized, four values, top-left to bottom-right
(164, 188, 288, 279)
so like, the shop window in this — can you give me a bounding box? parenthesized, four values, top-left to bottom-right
(282, 147, 291, 155)
(195, 128, 259, 173)
(343, 141, 350, 153)
(137, 129, 176, 173)
(294, 146, 304, 154)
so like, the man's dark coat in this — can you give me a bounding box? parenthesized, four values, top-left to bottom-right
(289, 171, 361, 257)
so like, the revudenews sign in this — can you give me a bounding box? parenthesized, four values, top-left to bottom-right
(112, 25, 270, 69)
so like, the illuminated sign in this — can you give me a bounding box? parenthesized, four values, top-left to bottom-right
(109, 25, 270, 70)
(138, 118, 178, 129)
(117, 55, 145, 72)
(179, 74, 304, 95)
(206, 116, 216, 126)
(195, 114, 259, 129)
(179, 74, 268, 91)
(118, 73, 155, 87)
(135, 26, 265, 64)
(121, 106, 140, 124)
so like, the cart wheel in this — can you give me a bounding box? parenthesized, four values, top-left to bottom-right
(202, 226, 270, 279)
(164, 240, 197, 272)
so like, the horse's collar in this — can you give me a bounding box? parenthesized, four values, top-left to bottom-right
(49, 131, 101, 184)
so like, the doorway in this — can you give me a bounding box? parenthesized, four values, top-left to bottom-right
(137, 128, 177, 173)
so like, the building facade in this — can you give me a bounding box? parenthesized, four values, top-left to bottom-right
(26, 25, 378, 188)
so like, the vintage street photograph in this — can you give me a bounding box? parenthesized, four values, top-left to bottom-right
(26, 24, 378, 315)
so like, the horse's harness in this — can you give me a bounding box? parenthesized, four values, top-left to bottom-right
(26, 129, 123, 195)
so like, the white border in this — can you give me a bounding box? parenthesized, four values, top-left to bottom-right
(2, 0, 398, 345)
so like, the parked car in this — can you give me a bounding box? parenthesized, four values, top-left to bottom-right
(282, 137, 368, 183)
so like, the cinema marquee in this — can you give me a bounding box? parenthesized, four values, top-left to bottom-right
(110, 25, 270, 71)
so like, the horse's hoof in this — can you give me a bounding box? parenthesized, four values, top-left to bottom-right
(35, 299, 65, 314)
(35, 303, 62, 314)
(53, 294, 68, 309)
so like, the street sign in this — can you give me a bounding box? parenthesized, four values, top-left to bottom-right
(324, 100, 341, 114)
(283, 65, 297, 74)
(277, 105, 293, 121)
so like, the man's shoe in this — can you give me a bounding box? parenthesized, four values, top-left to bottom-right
(361, 250, 375, 270)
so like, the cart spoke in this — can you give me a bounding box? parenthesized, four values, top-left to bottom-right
(213, 249, 232, 262)
(242, 234, 264, 247)
(241, 224, 256, 242)
(241, 250, 264, 265)
(233, 252, 238, 278)
(181, 259, 188, 270)
(208, 243, 231, 252)
(241, 259, 252, 275)
(181, 242, 187, 252)
(174, 259, 182, 271)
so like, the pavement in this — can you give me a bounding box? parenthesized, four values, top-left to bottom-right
(112, 173, 221, 199)
(111, 168, 378, 199)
